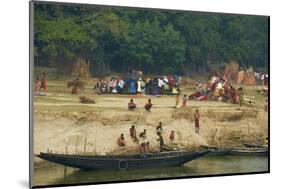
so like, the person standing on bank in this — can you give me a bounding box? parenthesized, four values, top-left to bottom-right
(264, 98, 268, 112)
(157, 133, 164, 152)
(129, 125, 138, 142)
(194, 109, 200, 134)
(169, 130, 175, 143)
(156, 122, 163, 135)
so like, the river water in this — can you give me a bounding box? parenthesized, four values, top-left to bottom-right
(33, 155, 268, 187)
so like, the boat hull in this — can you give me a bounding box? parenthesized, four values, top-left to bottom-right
(37, 150, 209, 171)
(199, 145, 232, 156)
(230, 147, 268, 156)
(206, 148, 232, 156)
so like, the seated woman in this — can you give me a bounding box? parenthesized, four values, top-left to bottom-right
(117, 134, 126, 146)
(157, 133, 164, 152)
(128, 99, 137, 110)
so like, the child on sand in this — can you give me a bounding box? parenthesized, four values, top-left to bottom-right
(139, 142, 150, 153)
(175, 94, 180, 108)
(264, 98, 268, 112)
(34, 77, 40, 94)
(182, 94, 187, 107)
(144, 99, 153, 112)
(128, 99, 137, 110)
(117, 134, 126, 146)
(129, 125, 138, 142)
(139, 129, 147, 139)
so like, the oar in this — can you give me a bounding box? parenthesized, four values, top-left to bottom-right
(211, 128, 218, 147)
(114, 148, 132, 155)
(84, 132, 88, 153)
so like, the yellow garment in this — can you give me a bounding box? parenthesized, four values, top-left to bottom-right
(172, 87, 178, 94)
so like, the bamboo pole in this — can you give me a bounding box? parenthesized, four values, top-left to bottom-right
(211, 128, 218, 146)
(247, 123, 253, 143)
(75, 136, 79, 154)
(84, 132, 88, 153)
(94, 124, 97, 155)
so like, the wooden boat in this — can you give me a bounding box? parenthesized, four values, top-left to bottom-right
(37, 150, 209, 171)
(230, 147, 268, 156)
(243, 143, 268, 148)
(199, 145, 232, 156)
(206, 148, 232, 156)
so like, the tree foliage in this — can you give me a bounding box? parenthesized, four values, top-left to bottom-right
(34, 3, 269, 75)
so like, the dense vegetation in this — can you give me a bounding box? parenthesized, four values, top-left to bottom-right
(34, 2, 269, 76)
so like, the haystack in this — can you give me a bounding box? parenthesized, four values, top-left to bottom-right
(237, 71, 256, 85)
(79, 96, 96, 104)
(71, 57, 91, 78)
(237, 71, 245, 85)
(243, 72, 256, 85)
(224, 61, 239, 82)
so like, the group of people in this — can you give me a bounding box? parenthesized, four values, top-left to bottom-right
(128, 99, 153, 112)
(34, 73, 47, 95)
(175, 94, 188, 108)
(189, 74, 239, 104)
(117, 122, 177, 153)
(128, 93, 189, 112)
(254, 72, 269, 86)
(94, 74, 182, 96)
(94, 78, 126, 94)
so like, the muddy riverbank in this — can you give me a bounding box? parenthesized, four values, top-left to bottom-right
(33, 93, 268, 164)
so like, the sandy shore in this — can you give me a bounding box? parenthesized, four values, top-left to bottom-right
(33, 79, 268, 164)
